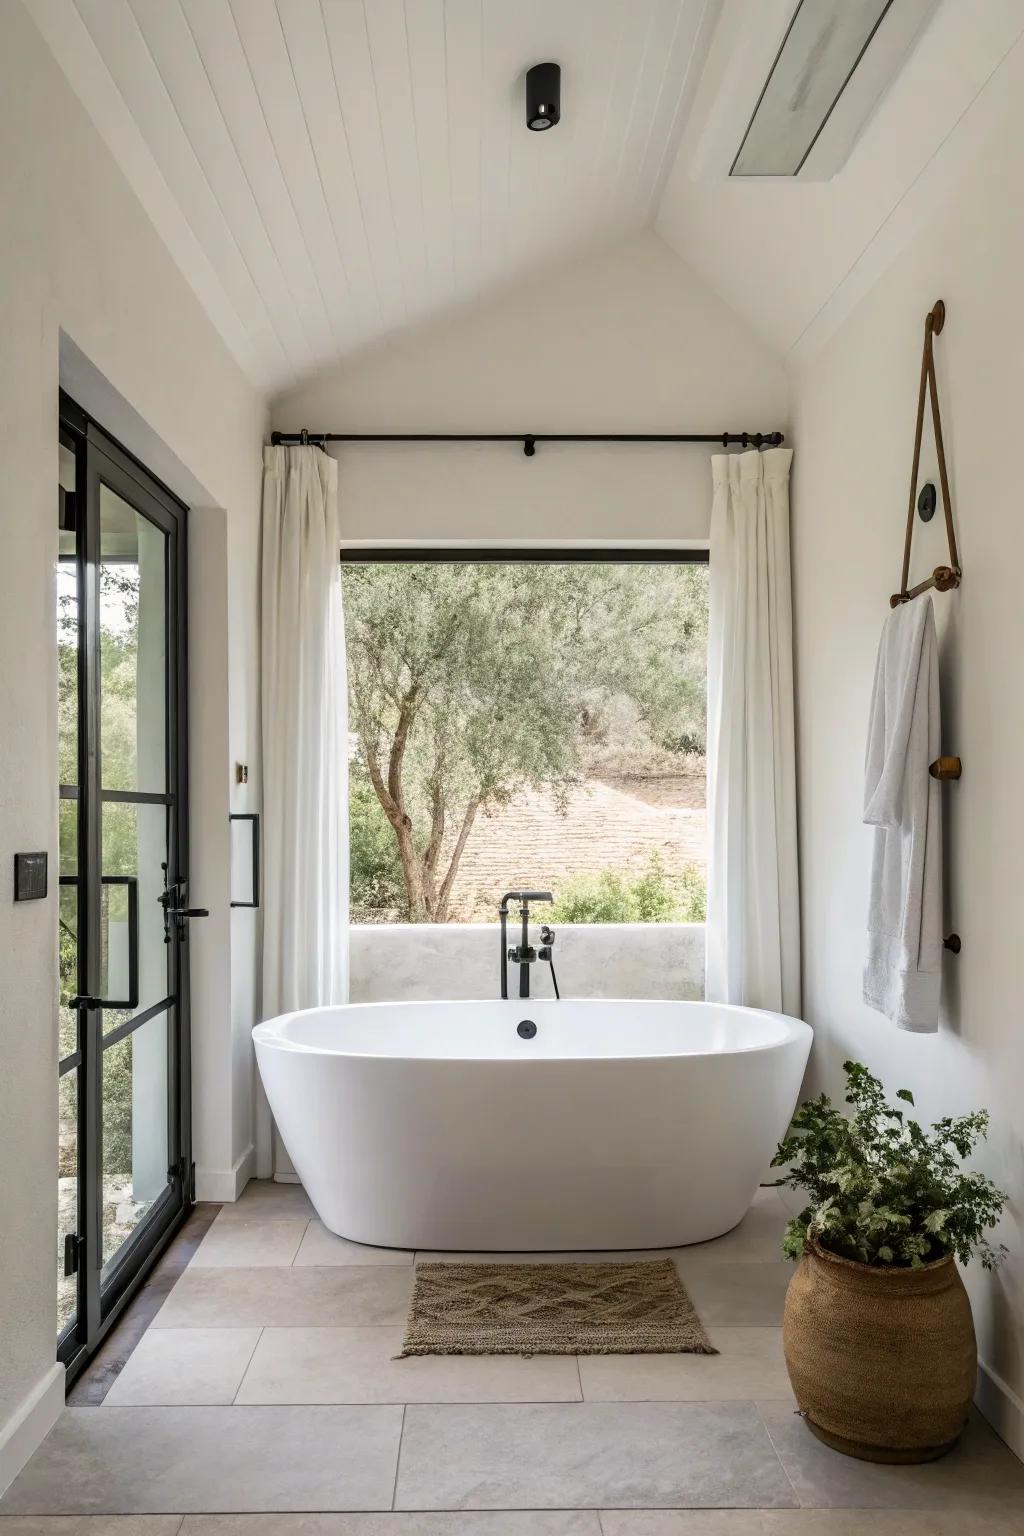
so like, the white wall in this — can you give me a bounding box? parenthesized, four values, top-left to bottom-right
(0, 2, 265, 1480)
(791, 82, 1024, 1455)
(272, 231, 789, 545)
(351, 924, 705, 1005)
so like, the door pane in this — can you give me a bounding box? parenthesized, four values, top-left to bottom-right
(101, 800, 170, 1031)
(101, 1010, 170, 1269)
(58, 1067, 79, 1336)
(99, 483, 167, 794)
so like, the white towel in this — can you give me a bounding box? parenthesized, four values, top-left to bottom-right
(863, 596, 943, 1032)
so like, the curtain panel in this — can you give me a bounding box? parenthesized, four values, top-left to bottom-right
(705, 448, 800, 1016)
(258, 444, 349, 1175)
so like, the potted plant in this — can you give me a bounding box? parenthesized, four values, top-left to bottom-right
(772, 1060, 1006, 1464)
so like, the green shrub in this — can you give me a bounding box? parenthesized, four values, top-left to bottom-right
(772, 1060, 1007, 1270)
(550, 854, 706, 924)
(349, 773, 407, 919)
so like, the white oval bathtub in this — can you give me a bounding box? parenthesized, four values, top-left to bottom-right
(253, 998, 811, 1251)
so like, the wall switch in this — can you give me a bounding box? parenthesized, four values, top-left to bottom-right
(14, 852, 48, 901)
(235, 763, 249, 785)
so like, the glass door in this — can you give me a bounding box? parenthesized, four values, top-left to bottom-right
(57, 398, 196, 1374)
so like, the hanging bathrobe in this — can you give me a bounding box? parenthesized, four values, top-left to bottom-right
(863, 596, 943, 1032)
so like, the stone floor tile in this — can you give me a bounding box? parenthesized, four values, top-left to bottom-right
(102, 1328, 261, 1406)
(294, 1224, 413, 1268)
(758, 1399, 1024, 1512)
(191, 1219, 308, 1268)
(150, 1266, 413, 1329)
(235, 1326, 581, 1404)
(579, 1328, 793, 1402)
(0, 1407, 402, 1515)
(394, 1401, 796, 1510)
(671, 1261, 793, 1327)
(217, 1183, 316, 1222)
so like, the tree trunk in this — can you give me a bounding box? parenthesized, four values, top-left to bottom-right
(432, 798, 481, 922)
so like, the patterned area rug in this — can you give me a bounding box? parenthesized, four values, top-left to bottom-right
(398, 1259, 717, 1357)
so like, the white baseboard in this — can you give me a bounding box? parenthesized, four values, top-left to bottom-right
(977, 1358, 1024, 1463)
(0, 1362, 64, 1496)
(195, 1142, 255, 1204)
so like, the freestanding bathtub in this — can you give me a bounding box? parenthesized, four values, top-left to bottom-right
(253, 998, 811, 1251)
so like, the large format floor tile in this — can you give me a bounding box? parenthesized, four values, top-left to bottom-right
(103, 1327, 262, 1406)
(394, 1401, 797, 1510)
(0, 1407, 402, 1515)
(0, 1520, 185, 1534)
(236, 1326, 581, 1404)
(176, 1514, 601, 1534)
(214, 1183, 316, 1222)
(191, 1219, 308, 1268)
(672, 1261, 793, 1327)
(758, 1400, 1024, 1512)
(599, 1511, 1024, 1534)
(681, 1190, 789, 1263)
(416, 1188, 789, 1269)
(579, 1328, 792, 1402)
(151, 1266, 413, 1328)
(294, 1223, 413, 1268)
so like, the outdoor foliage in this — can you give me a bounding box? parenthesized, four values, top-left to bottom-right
(772, 1060, 1007, 1270)
(349, 771, 407, 920)
(58, 564, 141, 1180)
(343, 561, 708, 922)
(549, 854, 706, 924)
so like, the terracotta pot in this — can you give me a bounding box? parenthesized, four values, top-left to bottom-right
(783, 1236, 977, 1463)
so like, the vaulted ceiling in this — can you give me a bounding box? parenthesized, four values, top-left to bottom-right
(26, 0, 1024, 391)
(28, 0, 714, 390)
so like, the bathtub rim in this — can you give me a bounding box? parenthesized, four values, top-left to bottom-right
(252, 997, 811, 1065)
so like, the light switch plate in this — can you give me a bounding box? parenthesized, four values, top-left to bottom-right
(14, 851, 48, 901)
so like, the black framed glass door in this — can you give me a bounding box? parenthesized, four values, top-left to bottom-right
(57, 397, 195, 1376)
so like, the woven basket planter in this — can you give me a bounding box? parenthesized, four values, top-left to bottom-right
(783, 1237, 977, 1463)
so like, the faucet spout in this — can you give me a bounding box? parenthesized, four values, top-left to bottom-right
(498, 890, 554, 1000)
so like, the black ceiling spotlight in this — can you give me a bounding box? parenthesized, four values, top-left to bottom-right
(526, 62, 560, 132)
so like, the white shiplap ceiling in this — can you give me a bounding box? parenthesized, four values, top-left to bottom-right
(27, 0, 716, 390)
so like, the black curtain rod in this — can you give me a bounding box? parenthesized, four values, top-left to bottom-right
(270, 428, 784, 457)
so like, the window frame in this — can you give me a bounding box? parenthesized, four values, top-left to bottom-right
(341, 547, 709, 565)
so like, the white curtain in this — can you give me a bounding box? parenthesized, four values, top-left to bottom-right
(705, 448, 800, 1016)
(257, 445, 348, 1176)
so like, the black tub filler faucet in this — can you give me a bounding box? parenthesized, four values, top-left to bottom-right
(499, 890, 559, 1000)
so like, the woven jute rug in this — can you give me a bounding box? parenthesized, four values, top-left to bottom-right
(398, 1259, 717, 1357)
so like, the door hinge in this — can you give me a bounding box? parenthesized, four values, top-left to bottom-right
(63, 1232, 83, 1276)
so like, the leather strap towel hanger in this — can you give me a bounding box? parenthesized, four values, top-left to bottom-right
(890, 299, 961, 609)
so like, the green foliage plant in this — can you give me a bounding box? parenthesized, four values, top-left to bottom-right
(549, 853, 706, 924)
(772, 1061, 1007, 1271)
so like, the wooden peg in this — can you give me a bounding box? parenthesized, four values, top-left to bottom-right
(929, 756, 962, 781)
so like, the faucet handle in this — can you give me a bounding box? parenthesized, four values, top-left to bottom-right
(540, 925, 555, 945)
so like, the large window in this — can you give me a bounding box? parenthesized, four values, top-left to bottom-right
(341, 553, 708, 926)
